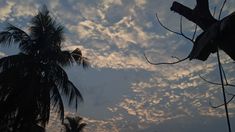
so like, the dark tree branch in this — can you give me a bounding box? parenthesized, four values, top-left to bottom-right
(168, 1, 232, 131)
(210, 91, 235, 109)
(156, 13, 194, 43)
(145, 13, 199, 66)
(219, 0, 227, 20)
(221, 63, 229, 85)
(144, 53, 188, 65)
(171, 0, 217, 30)
(199, 59, 233, 87)
(210, 95, 235, 108)
(199, 75, 223, 86)
(199, 75, 235, 88)
(171, 0, 234, 61)
(180, 16, 183, 34)
(192, 24, 198, 41)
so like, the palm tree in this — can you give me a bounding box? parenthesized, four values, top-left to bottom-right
(0, 6, 88, 131)
(62, 116, 87, 132)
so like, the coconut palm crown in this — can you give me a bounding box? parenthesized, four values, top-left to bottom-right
(0, 6, 88, 131)
(63, 116, 87, 132)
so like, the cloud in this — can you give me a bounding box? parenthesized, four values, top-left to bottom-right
(1, 0, 235, 132)
(11, 2, 38, 17)
(64, 44, 157, 71)
(0, 1, 14, 21)
(48, 0, 235, 131)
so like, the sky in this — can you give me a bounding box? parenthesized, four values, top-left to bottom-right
(0, 0, 235, 132)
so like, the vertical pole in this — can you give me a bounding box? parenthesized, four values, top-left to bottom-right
(217, 49, 231, 132)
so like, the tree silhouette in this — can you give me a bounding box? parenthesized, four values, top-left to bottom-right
(145, 0, 235, 132)
(62, 116, 87, 132)
(171, 0, 235, 61)
(0, 6, 88, 131)
(171, 1, 234, 132)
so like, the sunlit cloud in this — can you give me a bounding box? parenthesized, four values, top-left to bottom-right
(12, 2, 37, 17)
(1, 0, 235, 131)
(0, 1, 14, 21)
(64, 45, 157, 70)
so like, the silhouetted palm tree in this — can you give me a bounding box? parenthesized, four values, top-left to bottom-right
(0, 6, 88, 131)
(62, 116, 87, 132)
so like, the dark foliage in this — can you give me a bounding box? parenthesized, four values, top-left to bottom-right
(0, 6, 88, 131)
(62, 116, 86, 132)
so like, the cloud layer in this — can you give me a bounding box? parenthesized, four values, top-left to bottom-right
(0, 0, 235, 131)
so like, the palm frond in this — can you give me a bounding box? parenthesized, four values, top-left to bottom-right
(0, 6, 88, 131)
(71, 48, 89, 68)
(0, 24, 32, 51)
(66, 117, 78, 130)
(63, 123, 71, 132)
(50, 83, 65, 122)
(77, 123, 87, 131)
(30, 6, 64, 49)
(55, 49, 89, 68)
(67, 81, 83, 108)
(44, 63, 83, 109)
(63, 116, 86, 132)
(0, 53, 29, 71)
(36, 82, 51, 127)
(0, 64, 46, 130)
(56, 50, 73, 66)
